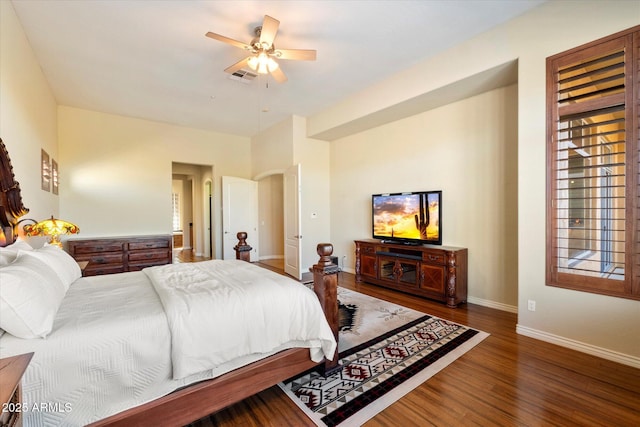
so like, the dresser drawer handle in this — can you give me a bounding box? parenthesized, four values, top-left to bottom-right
(95, 257, 105, 263)
(95, 246, 104, 251)
(428, 255, 439, 261)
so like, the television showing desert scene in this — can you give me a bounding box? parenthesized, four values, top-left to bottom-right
(373, 192, 440, 242)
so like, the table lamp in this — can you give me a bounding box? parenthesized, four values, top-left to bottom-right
(23, 216, 80, 247)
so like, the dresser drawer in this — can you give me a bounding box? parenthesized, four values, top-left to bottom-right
(75, 252, 124, 265)
(70, 242, 123, 254)
(422, 250, 446, 265)
(128, 259, 170, 271)
(128, 248, 169, 262)
(359, 243, 377, 255)
(129, 240, 171, 251)
(84, 265, 126, 276)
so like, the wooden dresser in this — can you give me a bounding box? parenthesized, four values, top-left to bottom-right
(0, 352, 33, 427)
(68, 235, 172, 276)
(354, 239, 468, 307)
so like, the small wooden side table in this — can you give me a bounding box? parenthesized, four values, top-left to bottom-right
(0, 352, 33, 427)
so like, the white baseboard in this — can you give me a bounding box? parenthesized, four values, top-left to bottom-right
(259, 255, 284, 260)
(467, 296, 518, 313)
(516, 324, 640, 369)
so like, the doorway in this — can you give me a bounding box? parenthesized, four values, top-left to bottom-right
(254, 167, 301, 280)
(171, 162, 214, 259)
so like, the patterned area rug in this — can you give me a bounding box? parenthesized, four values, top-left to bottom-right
(280, 287, 489, 427)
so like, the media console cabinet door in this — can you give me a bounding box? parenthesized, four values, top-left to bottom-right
(378, 256, 419, 288)
(419, 263, 446, 294)
(361, 254, 377, 278)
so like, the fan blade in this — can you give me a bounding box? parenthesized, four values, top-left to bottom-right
(275, 49, 316, 61)
(206, 32, 250, 50)
(224, 57, 251, 74)
(271, 66, 288, 83)
(259, 15, 280, 48)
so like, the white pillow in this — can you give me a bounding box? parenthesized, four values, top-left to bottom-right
(0, 238, 33, 266)
(0, 255, 67, 338)
(19, 244, 81, 291)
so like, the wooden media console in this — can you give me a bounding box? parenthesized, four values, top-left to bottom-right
(354, 239, 468, 307)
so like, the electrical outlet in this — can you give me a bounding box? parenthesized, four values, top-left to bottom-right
(527, 300, 536, 311)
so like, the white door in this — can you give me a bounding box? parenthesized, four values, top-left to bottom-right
(283, 164, 302, 279)
(222, 176, 258, 261)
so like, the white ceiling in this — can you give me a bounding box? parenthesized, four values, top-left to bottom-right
(12, 0, 545, 138)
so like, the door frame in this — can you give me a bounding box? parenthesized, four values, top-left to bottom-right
(254, 168, 302, 278)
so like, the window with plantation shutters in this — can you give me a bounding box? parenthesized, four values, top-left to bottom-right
(546, 25, 640, 300)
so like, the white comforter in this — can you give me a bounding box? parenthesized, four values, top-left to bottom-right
(144, 260, 336, 379)
(0, 261, 336, 426)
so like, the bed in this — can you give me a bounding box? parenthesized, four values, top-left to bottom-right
(0, 138, 340, 426)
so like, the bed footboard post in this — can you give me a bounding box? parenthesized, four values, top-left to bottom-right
(234, 232, 252, 262)
(312, 243, 340, 374)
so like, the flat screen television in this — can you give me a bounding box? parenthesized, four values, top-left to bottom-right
(372, 191, 442, 245)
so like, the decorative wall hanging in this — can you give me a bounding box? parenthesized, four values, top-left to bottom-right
(41, 149, 50, 192)
(52, 159, 58, 195)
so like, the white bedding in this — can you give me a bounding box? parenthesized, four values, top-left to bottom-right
(0, 261, 336, 426)
(144, 260, 336, 379)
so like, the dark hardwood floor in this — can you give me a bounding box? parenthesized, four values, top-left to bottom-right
(187, 261, 640, 426)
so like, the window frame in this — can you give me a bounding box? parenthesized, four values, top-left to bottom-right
(546, 25, 640, 300)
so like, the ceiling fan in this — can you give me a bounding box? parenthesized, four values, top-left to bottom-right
(206, 15, 316, 83)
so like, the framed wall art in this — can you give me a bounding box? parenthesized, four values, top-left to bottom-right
(52, 158, 58, 195)
(41, 149, 50, 192)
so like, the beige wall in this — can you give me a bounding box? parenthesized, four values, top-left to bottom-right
(251, 117, 294, 176)
(58, 106, 251, 258)
(331, 85, 519, 310)
(0, 1, 58, 223)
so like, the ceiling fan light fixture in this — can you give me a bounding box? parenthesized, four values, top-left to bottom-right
(267, 57, 279, 73)
(248, 52, 279, 75)
(247, 55, 259, 71)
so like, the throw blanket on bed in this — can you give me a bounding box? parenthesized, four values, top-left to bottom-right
(144, 260, 336, 379)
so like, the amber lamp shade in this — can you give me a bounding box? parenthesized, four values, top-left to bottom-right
(24, 216, 80, 247)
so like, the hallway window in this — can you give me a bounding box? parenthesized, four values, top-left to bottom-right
(172, 193, 180, 231)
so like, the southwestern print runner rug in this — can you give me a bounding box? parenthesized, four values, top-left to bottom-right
(280, 287, 489, 427)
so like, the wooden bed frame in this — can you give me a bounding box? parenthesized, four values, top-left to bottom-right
(0, 138, 339, 426)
